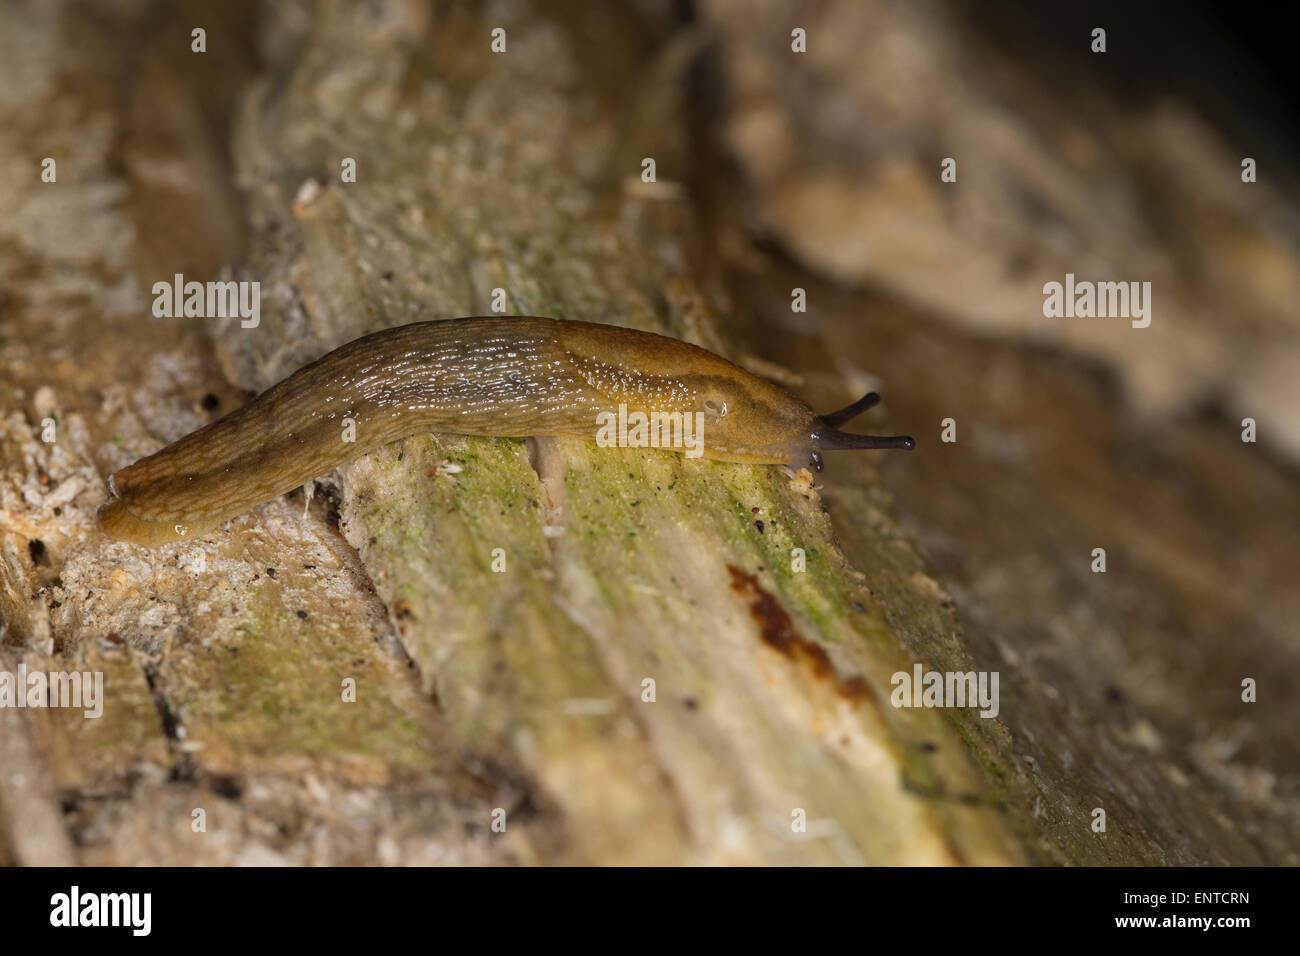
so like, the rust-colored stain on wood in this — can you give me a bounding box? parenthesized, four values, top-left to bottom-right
(726, 564, 869, 704)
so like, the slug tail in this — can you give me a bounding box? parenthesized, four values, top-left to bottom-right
(98, 477, 211, 547)
(98, 497, 173, 547)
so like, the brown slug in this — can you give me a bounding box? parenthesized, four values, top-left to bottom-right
(98, 316, 913, 546)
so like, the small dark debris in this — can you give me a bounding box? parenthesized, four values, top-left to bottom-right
(296, 609, 308, 620)
(266, 567, 277, 579)
(683, 697, 698, 710)
(754, 520, 764, 533)
(201, 393, 220, 411)
(210, 774, 243, 799)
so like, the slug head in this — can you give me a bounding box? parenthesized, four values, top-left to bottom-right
(695, 375, 913, 471)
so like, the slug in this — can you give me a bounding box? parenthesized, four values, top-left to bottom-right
(98, 316, 913, 546)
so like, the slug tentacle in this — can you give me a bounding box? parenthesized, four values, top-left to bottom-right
(804, 390, 915, 470)
(819, 390, 882, 427)
(812, 429, 916, 452)
(98, 317, 913, 546)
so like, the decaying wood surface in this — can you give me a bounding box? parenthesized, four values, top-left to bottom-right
(1, 0, 1296, 865)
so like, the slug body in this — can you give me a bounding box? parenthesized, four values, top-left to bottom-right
(99, 317, 912, 546)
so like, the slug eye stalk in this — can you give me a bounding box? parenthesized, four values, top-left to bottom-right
(809, 391, 915, 471)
